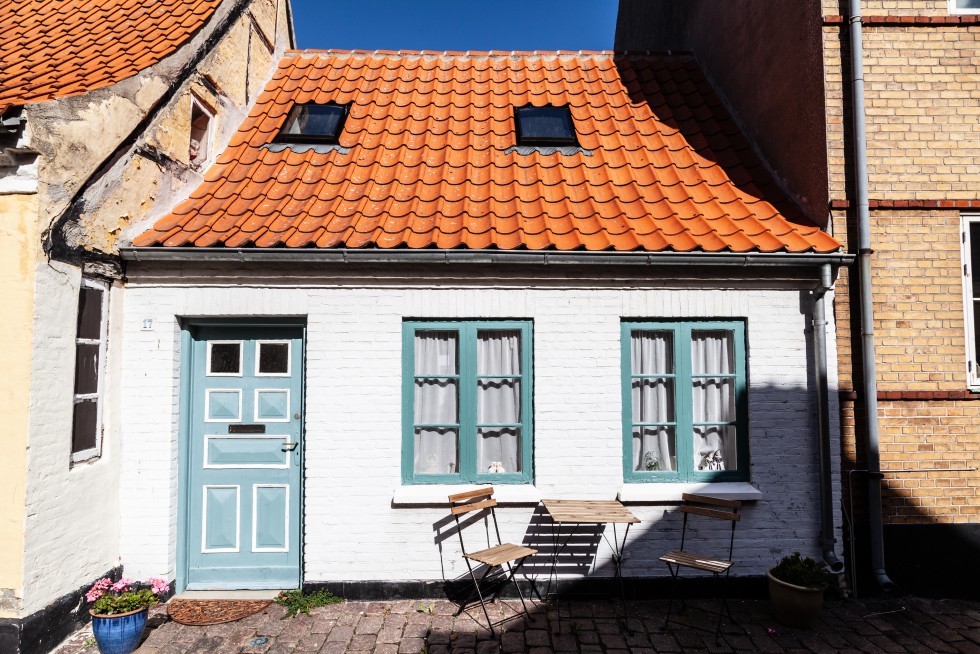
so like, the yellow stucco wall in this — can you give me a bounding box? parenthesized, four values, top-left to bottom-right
(0, 192, 38, 617)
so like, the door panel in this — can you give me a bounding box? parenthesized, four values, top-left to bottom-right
(184, 325, 303, 590)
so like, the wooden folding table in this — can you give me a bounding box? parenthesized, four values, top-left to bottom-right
(541, 499, 640, 628)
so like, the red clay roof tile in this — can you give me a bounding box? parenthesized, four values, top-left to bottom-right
(134, 50, 841, 254)
(0, 0, 221, 114)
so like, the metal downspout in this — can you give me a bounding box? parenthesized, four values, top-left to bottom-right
(814, 263, 845, 573)
(848, 0, 895, 591)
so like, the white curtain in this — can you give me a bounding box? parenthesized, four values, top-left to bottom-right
(477, 330, 521, 474)
(414, 331, 458, 474)
(631, 332, 675, 472)
(691, 330, 737, 470)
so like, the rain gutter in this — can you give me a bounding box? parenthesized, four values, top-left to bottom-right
(813, 263, 845, 574)
(848, 0, 895, 592)
(121, 247, 854, 267)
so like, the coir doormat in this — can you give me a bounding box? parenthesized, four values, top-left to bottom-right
(167, 599, 272, 625)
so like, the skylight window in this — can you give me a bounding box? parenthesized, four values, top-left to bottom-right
(276, 103, 350, 144)
(515, 105, 578, 147)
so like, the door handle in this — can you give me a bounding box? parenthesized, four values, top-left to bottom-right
(282, 441, 299, 451)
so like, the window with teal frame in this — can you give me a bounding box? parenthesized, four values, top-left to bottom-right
(402, 321, 533, 484)
(621, 320, 748, 483)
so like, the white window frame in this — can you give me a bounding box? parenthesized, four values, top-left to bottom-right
(950, 0, 980, 14)
(71, 277, 109, 464)
(961, 215, 980, 387)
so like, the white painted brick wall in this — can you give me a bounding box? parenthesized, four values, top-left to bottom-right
(117, 268, 843, 586)
(21, 262, 121, 614)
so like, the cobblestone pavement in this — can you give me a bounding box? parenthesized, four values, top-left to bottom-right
(53, 595, 980, 654)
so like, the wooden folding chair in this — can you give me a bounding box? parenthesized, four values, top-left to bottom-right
(449, 487, 537, 635)
(659, 493, 742, 642)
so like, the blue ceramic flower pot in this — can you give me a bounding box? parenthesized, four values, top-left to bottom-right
(90, 608, 148, 654)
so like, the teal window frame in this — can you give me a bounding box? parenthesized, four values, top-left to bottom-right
(621, 320, 749, 483)
(402, 320, 534, 484)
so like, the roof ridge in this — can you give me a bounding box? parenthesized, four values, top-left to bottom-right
(281, 48, 693, 59)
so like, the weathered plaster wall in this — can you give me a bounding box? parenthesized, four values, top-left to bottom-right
(32, 0, 292, 258)
(614, 0, 830, 227)
(117, 266, 844, 586)
(0, 193, 39, 618)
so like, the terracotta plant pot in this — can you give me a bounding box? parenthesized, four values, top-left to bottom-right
(767, 568, 824, 628)
(90, 607, 148, 654)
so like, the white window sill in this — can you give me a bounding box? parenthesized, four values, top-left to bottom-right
(617, 482, 763, 503)
(393, 484, 542, 506)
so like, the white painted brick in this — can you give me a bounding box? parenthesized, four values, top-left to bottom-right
(116, 268, 844, 585)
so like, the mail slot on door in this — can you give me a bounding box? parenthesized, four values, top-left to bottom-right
(228, 424, 266, 434)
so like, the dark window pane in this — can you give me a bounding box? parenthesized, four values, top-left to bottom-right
(516, 106, 577, 145)
(74, 344, 100, 394)
(72, 400, 98, 453)
(210, 343, 241, 374)
(77, 287, 103, 340)
(258, 343, 289, 374)
(279, 104, 347, 141)
(973, 302, 980, 366)
(971, 223, 980, 297)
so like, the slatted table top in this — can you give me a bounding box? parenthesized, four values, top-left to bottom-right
(541, 499, 641, 524)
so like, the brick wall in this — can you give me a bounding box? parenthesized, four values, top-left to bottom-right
(823, 1, 974, 17)
(117, 266, 842, 584)
(825, 1, 980, 526)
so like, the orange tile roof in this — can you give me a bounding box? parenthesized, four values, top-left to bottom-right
(0, 0, 222, 114)
(134, 50, 841, 254)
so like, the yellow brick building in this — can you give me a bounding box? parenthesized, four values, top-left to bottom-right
(618, 0, 980, 594)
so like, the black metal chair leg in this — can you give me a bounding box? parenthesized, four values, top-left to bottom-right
(662, 562, 680, 631)
(465, 560, 496, 636)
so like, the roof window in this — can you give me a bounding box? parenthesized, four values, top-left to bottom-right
(276, 103, 350, 144)
(515, 105, 578, 147)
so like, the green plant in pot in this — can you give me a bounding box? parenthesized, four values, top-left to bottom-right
(767, 552, 834, 628)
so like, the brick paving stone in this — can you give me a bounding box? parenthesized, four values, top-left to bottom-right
(349, 633, 377, 650)
(598, 632, 628, 649)
(310, 618, 336, 634)
(402, 622, 428, 638)
(475, 641, 500, 654)
(649, 632, 683, 652)
(451, 631, 477, 648)
(524, 629, 550, 647)
(499, 631, 525, 652)
(374, 645, 399, 654)
(953, 642, 980, 654)
(326, 625, 355, 643)
(356, 615, 384, 634)
(527, 648, 554, 654)
(293, 631, 327, 652)
(550, 633, 578, 652)
(397, 637, 425, 654)
(319, 643, 347, 654)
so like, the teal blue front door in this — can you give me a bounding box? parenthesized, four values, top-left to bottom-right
(183, 324, 303, 590)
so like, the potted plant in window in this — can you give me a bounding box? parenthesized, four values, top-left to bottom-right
(86, 577, 169, 654)
(767, 553, 833, 628)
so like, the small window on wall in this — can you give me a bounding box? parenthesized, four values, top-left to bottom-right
(189, 98, 212, 168)
(962, 217, 980, 386)
(951, 0, 980, 13)
(71, 278, 109, 462)
(622, 320, 748, 483)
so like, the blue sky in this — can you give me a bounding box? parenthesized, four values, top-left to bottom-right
(290, 0, 619, 52)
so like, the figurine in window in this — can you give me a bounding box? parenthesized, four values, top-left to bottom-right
(487, 461, 505, 473)
(698, 450, 725, 471)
